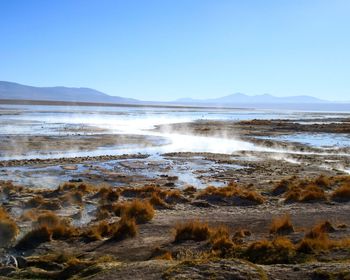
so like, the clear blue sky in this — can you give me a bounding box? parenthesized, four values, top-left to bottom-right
(0, 0, 349, 101)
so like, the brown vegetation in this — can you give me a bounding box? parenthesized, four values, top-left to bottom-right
(183, 185, 197, 194)
(331, 183, 350, 202)
(0, 207, 19, 247)
(233, 229, 251, 243)
(25, 195, 45, 208)
(0, 180, 24, 195)
(16, 211, 79, 250)
(149, 192, 170, 209)
(82, 220, 114, 241)
(58, 182, 97, 193)
(15, 226, 52, 250)
(120, 199, 155, 224)
(244, 237, 296, 264)
(269, 214, 294, 235)
(273, 175, 350, 204)
(94, 186, 120, 203)
(296, 220, 347, 253)
(61, 190, 84, 205)
(285, 183, 327, 203)
(174, 220, 212, 243)
(110, 218, 138, 241)
(313, 175, 331, 189)
(174, 221, 234, 249)
(197, 182, 264, 205)
(271, 176, 297, 196)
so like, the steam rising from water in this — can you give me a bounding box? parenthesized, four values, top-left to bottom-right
(0, 105, 349, 161)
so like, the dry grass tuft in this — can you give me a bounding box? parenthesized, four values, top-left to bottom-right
(25, 195, 62, 210)
(272, 176, 297, 196)
(25, 195, 45, 208)
(210, 226, 236, 256)
(297, 221, 337, 253)
(211, 236, 236, 256)
(110, 218, 138, 241)
(34, 212, 79, 240)
(294, 220, 350, 254)
(58, 182, 97, 193)
(210, 225, 230, 243)
(269, 215, 294, 235)
(121, 185, 161, 198)
(0, 207, 19, 247)
(313, 220, 336, 233)
(120, 199, 155, 224)
(121, 185, 188, 205)
(94, 186, 120, 203)
(174, 221, 233, 246)
(174, 220, 211, 243)
(197, 183, 265, 205)
(61, 190, 84, 206)
(164, 189, 187, 204)
(314, 175, 331, 188)
(82, 220, 113, 241)
(0, 180, 24, 195)
(149, 192, 170, 209)
(37, 212, 60, 228)
(15, 226, 52, 250)
(285, 183, 327, 203)
(183, 185, 197, 194)
(296, 234, 330, 253)
(16, 211, 80, 250)
(154, 251, 173, 260)
(244, 237, 296, 264)
(233, 229, 252, 243)
(331, 183, 350, 202)
(151, 247, 174, 260)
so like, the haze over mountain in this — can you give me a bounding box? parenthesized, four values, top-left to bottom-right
(0, 81, 334, 107)
(175, 93, 327, 104)
(0, 81, 138, 104)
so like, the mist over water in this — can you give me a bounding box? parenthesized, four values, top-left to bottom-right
(0, 104, 349, 160)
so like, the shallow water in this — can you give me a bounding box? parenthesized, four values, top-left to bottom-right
(1, 104, 350, 188)
(1, 104, 350, 161)
(256, 133, 350, 148)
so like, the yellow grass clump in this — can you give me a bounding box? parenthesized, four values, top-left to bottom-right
(82, 220, 113, 241)
(285, 183, 327, 203)
(244, 237, 296, 264)
(0, 207, 19, 247)
(174, 220, 234, 252)
(197, 183, 265, 205)
(149, 192, 170, 209)
(110, 218, 138, 241)
(269, 214, 294, 235)
(331, 183, 350, 202)
(174, 220, 212, 243)
(120, 199, 155, 224)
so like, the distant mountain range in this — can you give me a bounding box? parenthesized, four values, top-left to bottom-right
(175, 93, 326, 104)
(0, 81, 138, 104)
(0, 81, 332, 107)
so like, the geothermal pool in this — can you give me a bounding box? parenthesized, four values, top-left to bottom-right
(1, 104, 349, 188)
(1, 104, 349, 160)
